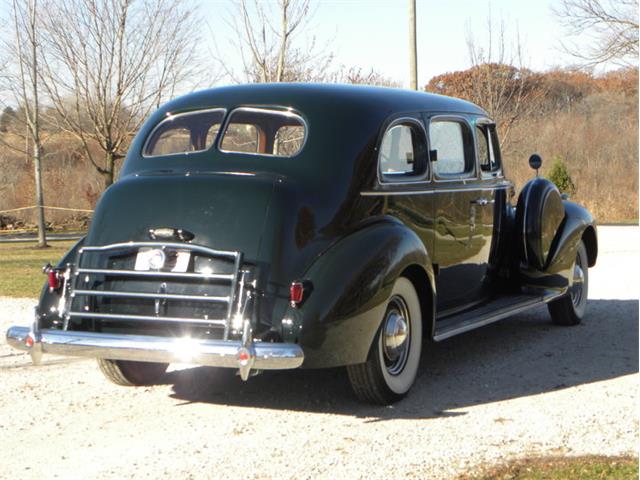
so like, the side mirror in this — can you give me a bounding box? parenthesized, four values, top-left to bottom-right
(529, 153, 542, 176)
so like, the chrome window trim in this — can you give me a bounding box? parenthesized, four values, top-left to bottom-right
(428, 114, 478, 183)
(217, 107, 308, 158)
(376, 116, 431, 186)
(141, 108, 227, 158)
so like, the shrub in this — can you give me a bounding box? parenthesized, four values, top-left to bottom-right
(547, 156, 576, 195)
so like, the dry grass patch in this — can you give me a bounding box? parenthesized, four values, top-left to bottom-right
(460, 455, 638, 480)
(0, 240, 76, 298)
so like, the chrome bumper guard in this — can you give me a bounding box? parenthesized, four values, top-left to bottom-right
(6, 326, 304, 379)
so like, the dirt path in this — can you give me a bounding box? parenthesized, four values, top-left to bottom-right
(1, 226, 637, 479)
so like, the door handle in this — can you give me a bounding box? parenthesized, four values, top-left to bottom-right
(470, 197, 494, 206)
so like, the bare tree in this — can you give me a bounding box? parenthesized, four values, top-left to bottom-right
(332, 66, 400, 87)
(0, 0, 48, 247)
(40, 0, 202, 188)
(457, 16, 543, 150)
(555, 0, 639, 67)
(219, 0, 334, 83)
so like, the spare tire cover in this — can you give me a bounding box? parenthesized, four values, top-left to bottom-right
(516, 178, 565, 270)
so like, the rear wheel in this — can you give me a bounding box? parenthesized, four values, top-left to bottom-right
(548, 241, 588, 326)
(97, 359, 169, 386)
(347, 277, 422, 405)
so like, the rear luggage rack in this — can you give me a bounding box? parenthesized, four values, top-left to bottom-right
(65, 241, 248, 340)
(7, 240, 305, 380)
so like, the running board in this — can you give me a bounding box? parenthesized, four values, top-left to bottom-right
(433, 291, 562, 342)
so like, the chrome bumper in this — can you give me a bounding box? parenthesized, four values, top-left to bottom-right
(6, 326, 304, 379)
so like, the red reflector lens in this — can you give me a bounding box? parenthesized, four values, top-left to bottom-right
(238, 351, 250, 362)
(25, 335, 34, 348)
(47, 270, 61, 290)
(290, 282, 304, 304)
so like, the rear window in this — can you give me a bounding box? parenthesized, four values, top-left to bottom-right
(220, 108, 306, 157)
(143, 109, 225, 157)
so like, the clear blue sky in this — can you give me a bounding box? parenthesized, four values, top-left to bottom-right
(204, 0, 582, 88)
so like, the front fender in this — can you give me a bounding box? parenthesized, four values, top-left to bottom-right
(547, 201, 597, 271)
(281, 220, 434, 368)
(521, 201, 597, 290)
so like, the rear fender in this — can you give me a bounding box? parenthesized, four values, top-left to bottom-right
(280, 220, 435, 368)
(37, 237, 85, 328)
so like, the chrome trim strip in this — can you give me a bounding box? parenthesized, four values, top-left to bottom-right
(67, 311, 226, 326)
(79, 242, 239, 259)
(360, 182, 512, 196)
(72, 289, 230, 304)
(77, 268, 234, 282)
(6, 327, 304, 370)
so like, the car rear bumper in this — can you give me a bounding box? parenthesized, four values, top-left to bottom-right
(6, 326, 304, 376)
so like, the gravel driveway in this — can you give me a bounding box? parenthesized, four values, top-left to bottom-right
(1, 226, 637, 479)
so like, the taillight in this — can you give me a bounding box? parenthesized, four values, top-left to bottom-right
(289, 281, 305, 307)
(47, 270, 61, 290)
(44, 264, 62, 291)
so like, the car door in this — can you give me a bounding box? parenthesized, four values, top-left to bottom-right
(427, 115, 493, 314)
(474, 118, 507, 278)
(376, 115, 435, 260)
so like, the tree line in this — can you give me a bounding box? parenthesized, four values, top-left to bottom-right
(0, 0, 638, 246)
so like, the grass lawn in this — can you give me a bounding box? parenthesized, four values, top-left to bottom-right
(0, 240, 76, 298)
(461, 456, 638, 480)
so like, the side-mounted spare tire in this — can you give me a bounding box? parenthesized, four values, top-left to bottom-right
(515, 177, 565, 270)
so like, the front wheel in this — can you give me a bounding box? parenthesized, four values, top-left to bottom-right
(97, 359, 169, 386)
(347, 277, 422, 405)
(548, 241, 589, 326)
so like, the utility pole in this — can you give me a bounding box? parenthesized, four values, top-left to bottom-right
(408, 0, 418, 90)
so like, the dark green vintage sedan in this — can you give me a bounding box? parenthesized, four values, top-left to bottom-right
(7, 84, 597, 404)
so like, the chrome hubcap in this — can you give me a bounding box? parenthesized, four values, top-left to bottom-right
(382, 296, 410, 376)
(570, 255, 585, 307)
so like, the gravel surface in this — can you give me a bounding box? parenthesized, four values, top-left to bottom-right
(0, 226, 638, 479)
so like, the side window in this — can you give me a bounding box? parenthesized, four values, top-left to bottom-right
(476, 122, 502, 174)
(476, 125, 490, 169)
(220, 108, 306, 157)
(429, 119, 474, 177)
(379, 121, 428, 182)
(144, 109, 225, 157)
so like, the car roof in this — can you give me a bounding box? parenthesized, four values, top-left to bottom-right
(159, 83, 488, 117)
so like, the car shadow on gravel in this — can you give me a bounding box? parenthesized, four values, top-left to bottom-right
(168, 299, 638, 419)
